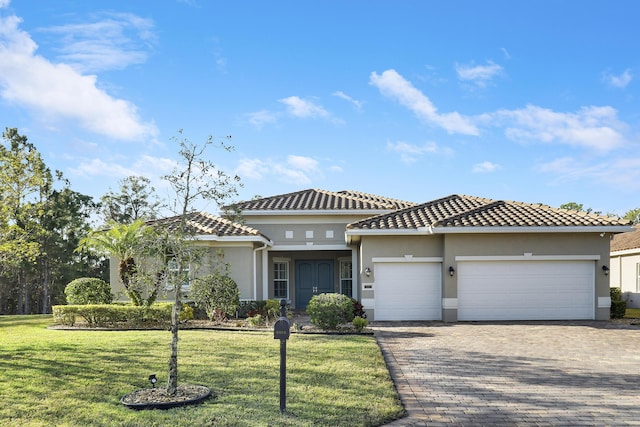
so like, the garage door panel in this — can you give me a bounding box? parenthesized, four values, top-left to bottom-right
(458, 261, 594, 321)
(374, 263, 441, 321)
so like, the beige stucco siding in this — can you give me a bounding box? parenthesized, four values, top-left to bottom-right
(610, 251, 640, 307)
(358, 232, 611, 321)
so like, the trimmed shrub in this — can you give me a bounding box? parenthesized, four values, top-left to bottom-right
(64, 278, 113, 305)
(307, 293, 355, 330)
(352, 316, 369, 332)
(190, 273, 240, 322)
(238, 299, 290, 324)
(52, 303, 174, 327)
(610, 287, 627, 319)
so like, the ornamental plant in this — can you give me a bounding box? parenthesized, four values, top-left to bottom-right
(64, 277, 113, 305)
(307, 293, 355, 330)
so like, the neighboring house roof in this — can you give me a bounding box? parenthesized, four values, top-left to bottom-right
(147, 212, 272, 243)
(611, 225, 640, 252)
(347, 194, 631, 235)
(232, 188, 416, 213)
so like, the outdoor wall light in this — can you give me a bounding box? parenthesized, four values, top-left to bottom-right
(448, 266, 455, 277)
(364, 267, 371, 277)
(602, 265, 610, 276)
(148, 374, 157, 388)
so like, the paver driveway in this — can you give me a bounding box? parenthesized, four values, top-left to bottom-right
(373, 321, 640, 426)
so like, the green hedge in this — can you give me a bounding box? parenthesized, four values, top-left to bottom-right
(52, 303, 175, 327)
(307, 293, 355, 330)
(610, 287, 627, 319)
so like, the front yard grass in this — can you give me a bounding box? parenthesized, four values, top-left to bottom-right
(0, 316, 404, 427)
(625, 308, 640, 318)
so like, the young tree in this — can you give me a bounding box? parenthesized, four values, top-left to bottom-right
(162, 129, 241, 395)
(100, 176, 163, 224)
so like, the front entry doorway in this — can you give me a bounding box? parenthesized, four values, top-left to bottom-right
(296, 260, 334, 310)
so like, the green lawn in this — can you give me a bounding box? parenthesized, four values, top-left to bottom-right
(625, 308, 640, 318)
(0, 316, 404, 427)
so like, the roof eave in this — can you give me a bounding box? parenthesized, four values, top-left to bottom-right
(346, 225, 634, 235)
(242, 209, 396, 216)
(195, 235, 273, 245)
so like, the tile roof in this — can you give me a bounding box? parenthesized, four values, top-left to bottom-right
(611, 226, 640, 252)
(347, 194, 630, 231)
(147, 212, 269, 240)
(232, 188, 416, 211)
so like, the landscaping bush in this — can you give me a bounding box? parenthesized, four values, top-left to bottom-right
(238, 299, 290, 324)
(352, 316, 368, 332)
(52, 303, 175, 327)
(307, 293, 355, 330)
(64, 278, 113, 305)
(352, 298, 367, 318)
(190, 273, 240, 322)
(610, 287, 627, 319)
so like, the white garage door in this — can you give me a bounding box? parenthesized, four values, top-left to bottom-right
(374, 262, 442, 321)
(458, 260, 594, 321)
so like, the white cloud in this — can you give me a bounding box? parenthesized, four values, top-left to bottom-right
(537, 155, 640, 191)
(455, 61, 503, 87)
(603, 69, 633, 89)
(69, 155, 175, 179)
(279, 96, 330, 119)
(0, 13, 158, 141)
(387, 140, 452, 164)
(370, 69, 479, 135)
(236, 154, 323, 185)
(0, 0, 10, 9)
(41, 13, 156, 73)
(472, 161, 501, 173)
(246, 109, 279, 128)
(500, 48, 511, 60)
(236, 158, 269, 180)
(484, 104, 626, 152)
(332, 90, 363, 110)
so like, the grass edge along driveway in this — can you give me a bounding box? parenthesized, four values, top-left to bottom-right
(0, 315, 404, 427)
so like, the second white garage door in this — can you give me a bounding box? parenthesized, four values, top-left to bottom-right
(457, 260, 595, 321)
(374, 262, 442, 321)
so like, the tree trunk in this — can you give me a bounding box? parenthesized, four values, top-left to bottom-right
(167, 290, 181, 394)
(42, 258, 50, 314)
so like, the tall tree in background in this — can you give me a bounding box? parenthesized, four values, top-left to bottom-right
(0, 128, 97, 314)
(623, 208, 640, 225)
(100, 176, 163, 224)
(162, 130, 241, 395)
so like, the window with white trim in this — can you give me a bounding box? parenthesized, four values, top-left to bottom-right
(636, 263, 640, 293)
(273, 261, 289, 299)
(340, 260, 353, 298)
(166, 258, 190, 292)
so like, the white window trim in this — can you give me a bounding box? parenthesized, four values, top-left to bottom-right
(273, 260, 289, 300)
(339, 259, 353, 298)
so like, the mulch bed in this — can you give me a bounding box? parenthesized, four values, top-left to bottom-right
(121, 384, 212, 410)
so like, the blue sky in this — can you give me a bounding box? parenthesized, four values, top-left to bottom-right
(1, 0, 639, 216)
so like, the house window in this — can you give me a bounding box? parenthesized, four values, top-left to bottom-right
(340, 260, 353, 297)
(274, 261, 289, 299)
(166, 258, 190, 291)
(636, 263, 640, 292)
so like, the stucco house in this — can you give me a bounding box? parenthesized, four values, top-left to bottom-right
(110, 189, 632, 321)
(610, 226, 640, 308)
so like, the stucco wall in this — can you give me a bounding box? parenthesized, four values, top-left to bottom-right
(610, 252, 640, 307)
(358, 232, 611, 321)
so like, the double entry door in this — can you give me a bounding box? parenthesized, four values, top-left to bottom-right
(295, 260, 334, 310)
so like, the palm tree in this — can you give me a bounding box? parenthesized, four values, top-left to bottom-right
(78, 220, 150, 306)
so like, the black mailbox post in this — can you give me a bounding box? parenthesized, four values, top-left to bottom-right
(274, 299, 290, 414)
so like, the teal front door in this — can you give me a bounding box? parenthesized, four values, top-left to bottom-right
(296, 260, 334, 310)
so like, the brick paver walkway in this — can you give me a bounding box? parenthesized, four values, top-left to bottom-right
(373, 321, 640, 426)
